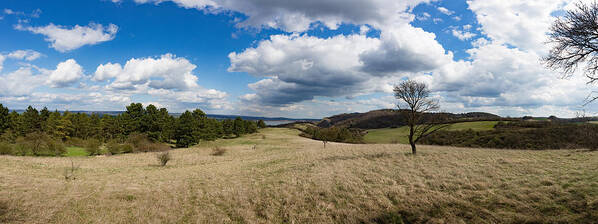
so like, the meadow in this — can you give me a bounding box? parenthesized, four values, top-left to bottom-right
(363, 121, 499, 144)
(1, 128, 597, 223)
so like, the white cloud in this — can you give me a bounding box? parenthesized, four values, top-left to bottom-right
(47, 59, 84, 88)
(96, 54, 199, 90)
(16, 23, 118, 52)
(92, 54, 231, 112)
(93, 62, 122, 81)
(132, 0, 432, 32)
(451, 28, 476, 41)
(467, 0, 566, 54)
(416, 12, 431, 21)
(7, 49, 42, 61)
(229, 24, 452, 106)
(437, 7, 454, 15)
(425, 42, 591, 116)
(0, 49, 42, 72)
(0, 55, 4, 72)
(0, 67, 46, 96)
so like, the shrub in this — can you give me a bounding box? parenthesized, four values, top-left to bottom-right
(0, 142, 13, 155)
(126, 133, 151, 150)
(211, 146, 226, 156)
(421, 122, 598, 150)
(13, 139, 30, 156)
(46, 139, 66, 156)
(125, 133, 168, 152)
(106, 141, 121, 155)
(120, 143, 134, 154)
(66, 137, 86, 147)
(156, 151, 171, 166)
(85, 139, 102, 156)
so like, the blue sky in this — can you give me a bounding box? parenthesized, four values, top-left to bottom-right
(0, 0, 595, 118)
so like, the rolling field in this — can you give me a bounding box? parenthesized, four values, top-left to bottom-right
(364, 121, 499, 144)
(1, 128, 597, 223)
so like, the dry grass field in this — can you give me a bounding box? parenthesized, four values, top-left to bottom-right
(1, 128, 597, 223)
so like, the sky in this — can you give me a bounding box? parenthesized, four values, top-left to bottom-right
(0, 0, 597, 119)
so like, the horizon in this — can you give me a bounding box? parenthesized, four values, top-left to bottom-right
(2, 0, 598, 118)
(3, 105, 589, 120)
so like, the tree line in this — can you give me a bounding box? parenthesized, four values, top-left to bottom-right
(0, 103, 266, 156)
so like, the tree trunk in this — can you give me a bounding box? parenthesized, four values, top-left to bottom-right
(408, 123, 416, 155)
(410, 141, 416, 155)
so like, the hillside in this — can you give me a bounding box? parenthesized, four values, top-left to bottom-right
(1, 128, 596, 223)
(316, 109, 501, 129)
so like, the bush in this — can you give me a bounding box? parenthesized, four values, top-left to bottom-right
(106, 141, 121, 155)
(46, 139, 66, 156)
(421, 122, 598, 150)
(126, 133, 151, 150)
(156, 151, 171, 166)
(211, 146, 226, 156)
(85, 139, 102, 156)
(120, 143, 134, 153)
(0, 142, 13, 155)
(302, 126, 364, 144)
(66, 137, 86, 147)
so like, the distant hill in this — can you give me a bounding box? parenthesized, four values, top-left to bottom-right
(316, 109, 502, 129)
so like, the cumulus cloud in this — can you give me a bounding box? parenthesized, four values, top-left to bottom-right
(16, 23, 118, 52)
(0, 67, 46, 96)
(93, 54, 231, 111)
(360, 25, 452, 74)
(467, 0, 567, 54)
(228, 23, 452, 106)
(95, 54, 199, 90)
(132, 0, 431, 32)
(47, 59, 84, 88)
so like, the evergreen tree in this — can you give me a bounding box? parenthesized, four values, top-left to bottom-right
(257, 120, 267, 129)
(0, 104, 9, 134)
(174, 111, 197, 148)
(158, 108, 174, 142)
(143, 104, 161, 141)
(233, 117, 245, 137)
(45, 111, 66, 140)
(89, 113, 102, 140)
(123, 103, 145, 134)
(22, 106, 41, 134)
(222, 119, 233, 136)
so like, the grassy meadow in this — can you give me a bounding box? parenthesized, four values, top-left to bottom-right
(1, 127, 597, 223)
(364, 121, 499, 144)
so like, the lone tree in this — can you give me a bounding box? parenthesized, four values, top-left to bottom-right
(544, 1, 598, 103)
(394, 80, 449, 154)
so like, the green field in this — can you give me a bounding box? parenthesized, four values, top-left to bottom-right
(64, 147, 89, 157)
(364, 121, 499, 144)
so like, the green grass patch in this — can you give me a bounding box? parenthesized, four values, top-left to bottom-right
(65, 147, 89, 157)
(364, 121, 499, 144)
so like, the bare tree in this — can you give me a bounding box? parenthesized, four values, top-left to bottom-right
(544, 1, 598, 103)
(394, 80, 449, 154)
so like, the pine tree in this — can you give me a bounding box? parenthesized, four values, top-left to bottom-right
(175, 111, 197, 148)
(257, 120, 266, 129)
(0, 104, 9, 134)
(22, 106, 41, 134)
(233, 117, 245, 137)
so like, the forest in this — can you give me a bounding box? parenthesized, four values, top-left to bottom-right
(0, 103, 266, 156)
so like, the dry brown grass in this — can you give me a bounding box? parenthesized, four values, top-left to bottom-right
(0, 128, 597, 223)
